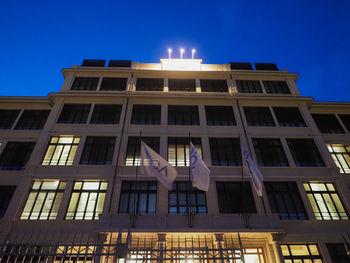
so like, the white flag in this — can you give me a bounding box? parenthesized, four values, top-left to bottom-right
(241, 142, 263, 196)
(140, 140, 177, 190)
(190, 141, 210, 191)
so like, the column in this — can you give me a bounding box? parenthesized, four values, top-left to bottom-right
(271, 233, 285, 263)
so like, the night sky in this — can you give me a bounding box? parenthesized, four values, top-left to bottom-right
(1, 0, 349, 101)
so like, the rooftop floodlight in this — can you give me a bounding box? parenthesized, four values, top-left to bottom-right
(192, 49, 196, 59)
(180, 48, 185, 59)
(168, 48, 172, 59)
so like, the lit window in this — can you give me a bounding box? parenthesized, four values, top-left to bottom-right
(42, 136, 80, 165)
(66, 181, 107, 220)
(55, 246, 95, 262)
(71, 77, 99, 90)
(168, 106, 199, 125)
(312, 114, 345, 134)
(125, 137, 160, 166)
(287, 139, 324, 167)
(281, 244, 323, 262)
(209, 138, 241, 166)
(131, 105, 161, 125)
(80, 136, 116, 165)
(168, 137, 201, 166)
(327, 144, 350, 173)
(303, 182, 348, 220)
(14, 110, 50, 130)
(244, 107, 275, 126)
(20, 181, 66, 220)
(252, 138, 288, 166)
(205, 106, 236, 126)
(0, 142, 36, 170)
(0, 109, 20, 129)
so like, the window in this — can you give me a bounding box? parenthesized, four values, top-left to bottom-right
(273, 107, 306, 127)
(327, 144, 350, 174)
(125, 137, 160, 166)
(304, 182, 348, 220)
(20, 181, 66, 220)
(312, 114, 345, 134)
(80, 137, 116, 165)
(205, 106, 236, 126)
(265, 182, 307, 220)
(216, 182, 256, 213)
(100, 77, 127, 91)
(71, 77, 99, 90)
(0, 186, 16, 218)
(90, 105, 121, 124)
(209, 138, 241, 166)
(0, 109, 20, 129)
(57, 104, 91, 124)
(66, 181, 107, 220)
(281, 244, 323, 262)
(252, 138, 288, 166)
(236, 80, 262, 93)
(287, 139, 324, 167)
(168, 79, 196, 92)
(168, 137, 201, 166)
(0, 142, 35, 170)
(168, 105, 199, 125)
(15, 110, 50, 130)
(326, 243, 350, 263)
(42, 136, 80, 165)
(339, 114, 350, 132)
(169, 182, 207, 213)
(119, 181, 157, 213)
(55, 246, 95, 263)
(131, 105, 161, 125)
(262, 81, 290, 94)
(244, 107, 275, 126)
(136, 78, 164, 91)
(200, 79, 228, 92)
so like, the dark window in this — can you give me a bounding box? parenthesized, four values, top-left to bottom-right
(339, 114, 350, 132)
(262, 81, 290, 94)
(209, 138, 241, 166)
(14, 110, 50, 130)
(255, 63, 278, 70)
(168, 79, 196, 92)
(281, 244, 323, 262)
(168, 137, 201, 166)
(244, 107, 275, 126)
(119, 181, 157, 214)
(80, 137, 116, 165)
(326, 243, 350, 263)
(312, 114, 345, 134)
(169, 182, 207, 214)
(200, 79, 228, 92)
(90, 105, 121, 124)
(57, 104, 91, 124)
(0, 110, 20, 129)
(0, 186, 16, 218)
(100, 77, 127, 91)
(216, 182, 256, 213)
(236, 80, 263, 93)
(273, 107, 306, 127)
(230, 62, 253, 70)
(108, 60, 132, 67)
(71, 77, 99, 90)
(136, 78, 164, 91)
(252, 138, 288, 166)
(287, 139, 324, 167)
(131, 105, 161, 125)
(168, 106, 199, 125)
(125, 137, 160, 166)
(265, 182, 307, 220)
(81, 59, 105, 67)
(205, 106, 236, 126)
(0, 142, 35, 170)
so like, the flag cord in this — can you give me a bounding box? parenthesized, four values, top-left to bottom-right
(134, 130, 142, 215)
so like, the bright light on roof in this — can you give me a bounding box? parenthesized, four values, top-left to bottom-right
(160, 59, 202, 71)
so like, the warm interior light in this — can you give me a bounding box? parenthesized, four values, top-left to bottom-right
(160, 59, 202, 71)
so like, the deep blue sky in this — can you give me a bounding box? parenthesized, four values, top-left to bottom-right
(1, 0, 349, 101)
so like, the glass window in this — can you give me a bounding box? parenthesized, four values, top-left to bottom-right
(42, 136, 80, 165)
(66, 181, 107, 220)
(312, 114, 345, 134)
(136, 78, 164, 91)
(55, 246, 95, 263)
(14, 110, 50, 130)
(125, 137, 160, 166)
(80, 137, 116, 165)
(252, 138, 288, 166)
(168, 137, 201, 166)
(20, 181, 66, 220)
(168, 105, 199, 125)
(326, 243, 349, 263)
(205, 106, 236, 126)
(200, 79, 228, 92)
(0, 186, 16, 219)
(281, 244, 323, 262)
(119, 181, 157, 213)
(57, 104, 91, 124)
(71, 77, 99, 90)
(327, 144, 350, 174)
(287, 139, 324, 167)
(0, 142, 36, 170)
(339, 114, 350, 132)
(169, 182, 207, 214)
(262, 81, 290, 94)
(0, 109, 20, 129)
(168, 79, 196, 92)
(304, 182, 348, 220)
(131, 105, 161, 125)
(244, 107, 275, 126)
(90, 104, 121, 124)
(265, 182, 308, 220)
(216, 182, 256, 213)
(209, 138, 241, 166)
(273, 107, 306, 127)
(236, 80, 263, 93)
(100, 77, 127, 91)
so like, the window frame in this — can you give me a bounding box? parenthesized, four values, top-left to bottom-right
(168, 105, 200, 125)
(281, 244, 323, 262)
(125, 137, 160, 166)
(200, 79, 228, 92)
(71, 77, 99, 91)
(168, 79, 196, 92)
(89, 104, 122, 124)
(57, 104, 91, 124)
(136, 78, 164, 91)
(99, 77, 128, 91)
(287, 138, 324, 167)
(243, 107, 276, 127)
(252, 138, 289, 167)
(0, 141, 36, 170)
(131, 105, 161, 125)
(327, 144, 350, 174)
(0, 109, 20, 129)
(205, 106, 236, 126)
(262, 81, 291, 94)
(80, 136, 116, 165)
(168, 137, 202, 167)
(209, 138, 241, 166)
(312, 114, 345, 134)
(235, 80, 263, 93)
(272, 107, 306, 127)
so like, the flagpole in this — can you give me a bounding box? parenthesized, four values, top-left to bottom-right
(188, 131, 194, 227)
(131, 130, 142, 226)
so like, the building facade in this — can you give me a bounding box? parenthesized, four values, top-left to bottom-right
(0, 58, 350, 262)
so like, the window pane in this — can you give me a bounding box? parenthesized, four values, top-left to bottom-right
(131, 105, 161, 125)
(125, 137, 160, 166)
(168, 137, 201, 166)
(209, 138, 241, 166)
(0, 142, 35, 170)
(168, 79, 196, 92)
(273, 107, 306, 127)
(200, 79, 228, 92)
(287, 139, 324, 167)
(100, 77, 127, 91)
(236, 80, 262, 93)
(0, 110, 20, 129)
(263, 81, 290, 94)
(168, 106, 199, 125)
(136, 78, 164, 91)
(312, 114, 345, 134)
(205, 106, 236, 126)
(90, 105, 122, 124)
(15, 110, 50, 130)
(253, 138, 288, 166)
(244, 107, 275, 126)
(80, 137, 116, 165)
(57, 104, 91, 124)
(71, 77, 99, 90)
